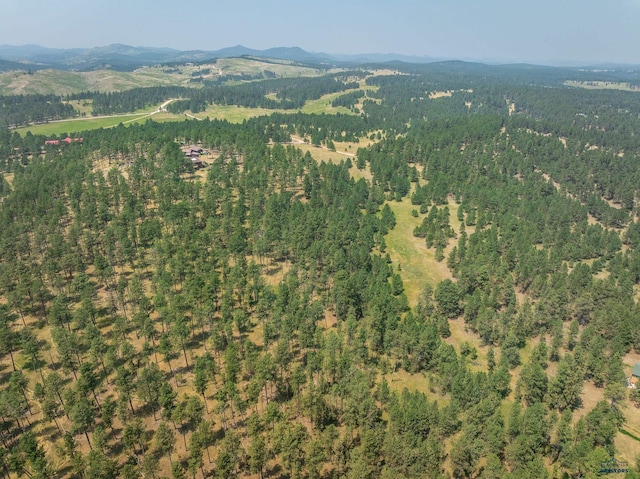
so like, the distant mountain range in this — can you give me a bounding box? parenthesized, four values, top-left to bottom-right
(0, 43, 438, 72)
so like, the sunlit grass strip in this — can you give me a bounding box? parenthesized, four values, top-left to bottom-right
(620, 428, 640, 442)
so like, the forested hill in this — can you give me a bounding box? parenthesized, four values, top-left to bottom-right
(1, 64, 640, 479)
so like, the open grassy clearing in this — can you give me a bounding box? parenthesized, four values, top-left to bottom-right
(64, 99, 94, 116)
(3, 172, 14, 186)
(14, 100, 176, 135)
(445, 318, 491, 372)
(15, 89, 365, 136)
(128, 111, 190, 125)
(287, 135, 376, 184)
(190, 103, 288, 123)
(13, 114, 153, 136)
(290, 141, 352, 162)
(564, 80, 640, 92)
(299, 90, 356, 115)
(190, 87, 361, 122)
(383, 194, 453, 307)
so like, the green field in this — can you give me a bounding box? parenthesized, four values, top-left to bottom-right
(384, 194, 452, 307)
(14, 115, 150, 136)
(188, 89, 356, 123)
(191, 103, 287, 123)
(299, 90, 356, 115)
(15, 86, 366, 136)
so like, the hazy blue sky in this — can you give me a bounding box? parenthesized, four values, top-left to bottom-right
(1, 0, 639, 65)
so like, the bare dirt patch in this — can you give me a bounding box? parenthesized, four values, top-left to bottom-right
(429, 91, 453, 99)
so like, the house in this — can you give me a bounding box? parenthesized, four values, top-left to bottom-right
(628, 363, 640, 388)
(45, 140, 59, 146)
(181, 145, 204, 158)
(191, 158, 207, 170)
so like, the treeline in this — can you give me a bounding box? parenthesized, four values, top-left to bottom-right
(331, 90, 365, 109)
(202, 72, 272, 85)
(268, 111, 371, 144)
(0, 94, 77, 128)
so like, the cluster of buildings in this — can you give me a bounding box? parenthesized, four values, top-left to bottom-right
(44, 137, 83, 146)
(181, 145, 207, 170)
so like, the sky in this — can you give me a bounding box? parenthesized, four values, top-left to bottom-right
(1, 0, 640, 65)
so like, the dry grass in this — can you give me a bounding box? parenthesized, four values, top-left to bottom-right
(0, 58, 327, 96)
(4, 173, 14, 187)
(14, 114, 153, 136)
(445, 319, 490, 372)
(299, 91, 355, 115)
(214, 57, 324, 79)
(564, 80, 640, 92)
(429, 91, 453, 99)
(384, 370, 450, 408)
(0, 68, 181, 96)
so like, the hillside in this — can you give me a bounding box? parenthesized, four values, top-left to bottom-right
(0, 58, 326, 96)
(0, 43, 438, 73)
(1, 62, 640, 479)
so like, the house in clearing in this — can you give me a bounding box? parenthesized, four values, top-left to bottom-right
(191, 158, 207, 170)
(181, 145, 204, 158)
(628, 363, 640, 388)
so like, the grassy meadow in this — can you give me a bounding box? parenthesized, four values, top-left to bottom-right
(15, 87, 367, 136)
(384, 195, 453, 307)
